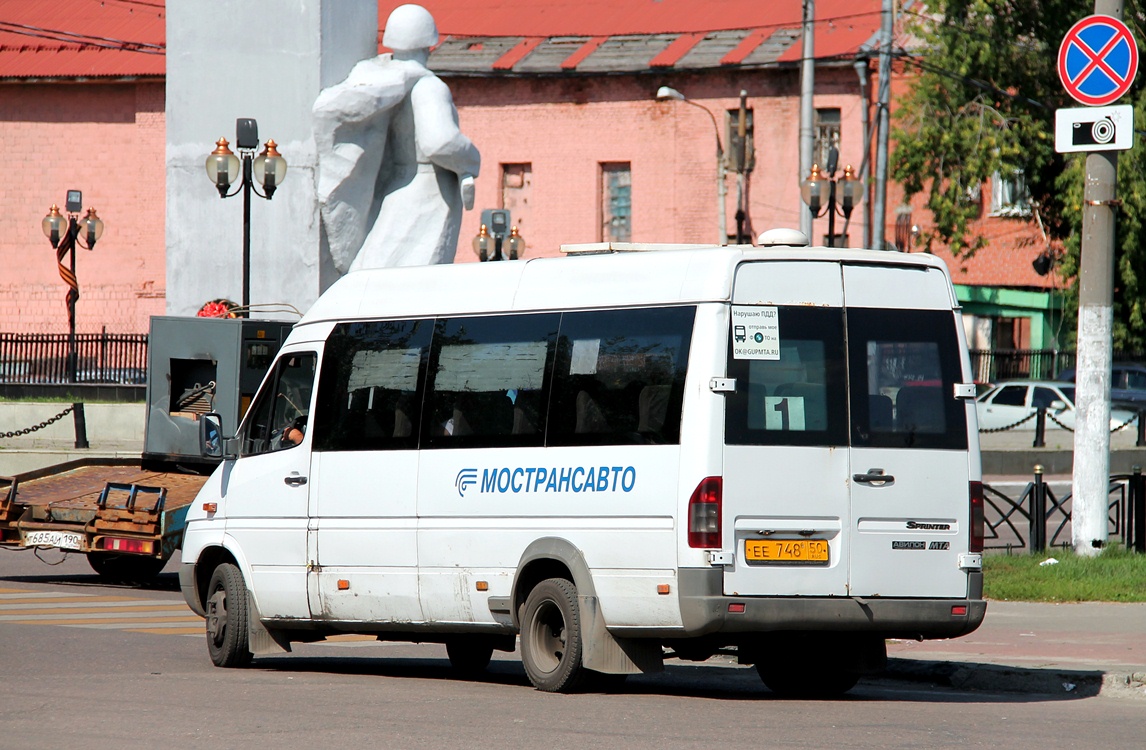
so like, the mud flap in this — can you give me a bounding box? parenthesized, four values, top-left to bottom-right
(247, 592, 292, 655)
(579, 595, 663, 674)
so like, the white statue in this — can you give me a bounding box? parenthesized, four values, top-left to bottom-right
(313, 4, 480, 272)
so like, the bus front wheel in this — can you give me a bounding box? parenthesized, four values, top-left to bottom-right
(205, 562, 253, 668)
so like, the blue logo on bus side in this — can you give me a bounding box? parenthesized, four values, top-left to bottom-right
(455, 468, 479, 497)
(454, 466, 637, 498)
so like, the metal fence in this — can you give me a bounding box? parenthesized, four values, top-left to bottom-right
(969, 349, 1146, 383)
(983, 469, 1146, 553)
(0, 330, 148, 385)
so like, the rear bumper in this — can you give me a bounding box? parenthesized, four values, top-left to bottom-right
(677, 568, 986, 640)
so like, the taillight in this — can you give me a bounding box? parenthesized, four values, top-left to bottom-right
(97, 537, 154, 555)
(969, 481, 984, 552)
(688, 477, 722, 548)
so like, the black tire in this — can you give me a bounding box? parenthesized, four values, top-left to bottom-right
(756, 663, 860, 698)
(520, 577, 586, 693)
(87, 553, 166, 584)
(204, 563, 252, 668)
(445, 637, 495, 678)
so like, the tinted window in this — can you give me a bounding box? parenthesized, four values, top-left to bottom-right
(725, 307, 848, 446)
(312, 320, 432, 452)
(549, 307, 694, 446)
(848, 308, 967, 449)
(423, 314, 559, 449)
(240, 352, 317, 456)
(1127, 371, 1146, 390)
(992, 385, 1027, 406)
(1032, 387, 1062, 409)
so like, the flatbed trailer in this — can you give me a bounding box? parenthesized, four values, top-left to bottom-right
(0, 457, 210, 581)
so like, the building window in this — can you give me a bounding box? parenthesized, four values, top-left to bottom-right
(990, 170, 1031, 217)
(814, 108, 841, 170)
(600, 162, 631, 243)
(501, 163, 532, 235)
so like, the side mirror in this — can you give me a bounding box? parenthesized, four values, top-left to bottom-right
(199, 413, 235, 459)
(1049, 399, 1068, 412)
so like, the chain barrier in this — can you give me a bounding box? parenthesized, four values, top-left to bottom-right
(978, 412, 1036, 433)
(1110, 412, 1138, 433)
(1046, 411, 1073, 432)
(0, 406, 74, 439)
(979, 410, 1139, 435)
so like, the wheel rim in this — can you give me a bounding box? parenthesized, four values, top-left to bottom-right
(205, 586, 228, 646)
(527, 599, 566, 674)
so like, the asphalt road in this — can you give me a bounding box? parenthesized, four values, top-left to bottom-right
(2, 549, 1145, 750)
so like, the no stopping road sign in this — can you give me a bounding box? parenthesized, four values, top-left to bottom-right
(1058, 15, 1138, 106)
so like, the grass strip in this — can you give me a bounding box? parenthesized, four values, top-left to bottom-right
(984, 546, 1146, 602)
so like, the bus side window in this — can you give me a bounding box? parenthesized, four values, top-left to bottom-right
(423, 313, 559, 449)
(311, 320, 432, 452)
(549, 306, 695, 446)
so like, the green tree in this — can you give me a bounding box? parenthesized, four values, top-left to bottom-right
(892, 0, 1146, 349)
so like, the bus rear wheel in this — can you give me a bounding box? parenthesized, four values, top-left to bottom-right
(520, 578, 586, 692)
(446, 636, 494, 677)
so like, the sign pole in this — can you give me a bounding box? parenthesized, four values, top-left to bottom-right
(1071, 0, 1123, 556)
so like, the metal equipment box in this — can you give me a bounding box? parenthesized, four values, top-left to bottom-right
(143, 317, 294, 463)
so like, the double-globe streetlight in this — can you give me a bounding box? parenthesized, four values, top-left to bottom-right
(800, 146, 863, 248)
(41, 191, 105, 385)
(41, 190, 105, 448)
(204, 118, 287, 317)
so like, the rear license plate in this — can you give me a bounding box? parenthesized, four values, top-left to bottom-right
(744, 539, 829, 565)
(23, 530, 84, 551)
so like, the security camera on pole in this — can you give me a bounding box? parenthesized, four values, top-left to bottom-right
(1054, 9, 1138, 555)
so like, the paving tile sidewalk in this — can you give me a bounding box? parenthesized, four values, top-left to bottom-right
(884, 600, 1146, 698)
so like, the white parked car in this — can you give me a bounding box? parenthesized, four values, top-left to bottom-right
(975, 380, 1137, 432)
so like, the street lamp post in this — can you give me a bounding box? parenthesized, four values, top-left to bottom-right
(656, 86, 727, 245)
(205, 118, 287, 317)
(800, 146, 864, 247)
(42, 190, 104, 449)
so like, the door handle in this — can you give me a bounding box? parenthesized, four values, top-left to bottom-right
(284, 474, 308, 487)
(853, 468, 894, 485)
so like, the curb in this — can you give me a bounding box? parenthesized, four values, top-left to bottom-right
(883, 658, 1146, 699)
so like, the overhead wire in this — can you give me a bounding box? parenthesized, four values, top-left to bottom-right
(0, 21, 164, 55)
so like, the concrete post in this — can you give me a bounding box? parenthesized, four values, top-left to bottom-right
(1071, 0, 1122, 556)
(799, 0, 815, 240)
(872, 0, 893, 252)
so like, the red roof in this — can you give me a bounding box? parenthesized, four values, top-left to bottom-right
(0, 0, 882, 79)
(390, 0, 878, 46)
(0, 0, 164, 78)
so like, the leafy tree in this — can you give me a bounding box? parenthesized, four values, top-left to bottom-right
(892, 0, 1146, 349)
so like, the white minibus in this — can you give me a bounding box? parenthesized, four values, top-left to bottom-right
(181, 235, 986, 696)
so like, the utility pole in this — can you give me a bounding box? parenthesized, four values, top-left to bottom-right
(1072, 0, 1123, 556)
(854, 55, 872, 250)
(872, 0, 893, 251)
(799, 0, 815, 239)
